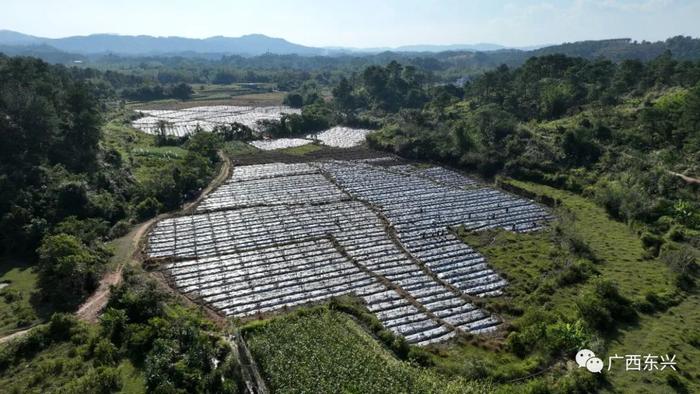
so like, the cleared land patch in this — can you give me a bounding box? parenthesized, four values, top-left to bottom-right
(146, 159, 551, 345)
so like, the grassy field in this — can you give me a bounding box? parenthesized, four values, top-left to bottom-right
(424, 224, 594, 391)
(605, 294, 700, 393)
(277, 143, 322, 156)
(103, 117, 189, 185)
(130, 84, 285, 110)
(243, 307, 490, 394)
(222, 140, 260, 158)
(189, 83, 275, 99)
(0, 258, 48, 336)
(504, 178, 675, 300)
(483, 178, 698, 393)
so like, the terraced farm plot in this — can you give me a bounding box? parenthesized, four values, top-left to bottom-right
(132, 105, 300, 136)
(249, 138, 312, 151)
(307, 126, 373, 148)
(131, 106, 374, 150)
(146, 159, 551, 345)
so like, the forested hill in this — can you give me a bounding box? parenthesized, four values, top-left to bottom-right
(529, 36, 700, 62)
(1, 34, 700, 76)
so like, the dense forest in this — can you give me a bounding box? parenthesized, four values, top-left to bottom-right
(0, 55, 223, 306)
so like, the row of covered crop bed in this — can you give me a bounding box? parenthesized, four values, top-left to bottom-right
(146, 158, 551, 345)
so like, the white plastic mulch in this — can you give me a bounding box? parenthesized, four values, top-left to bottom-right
(307, 126, 372, 148)
(131, 106, 300, 137)
(249, 138, 313, 151)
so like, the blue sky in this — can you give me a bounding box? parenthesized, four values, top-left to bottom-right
(2, 0, 699, 47)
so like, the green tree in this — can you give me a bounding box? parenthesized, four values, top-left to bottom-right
(283, 93, 304, 108)
(185, 132, 222, 163)
(170, 83, 194, 100)
(36, 233, 105, 307)
(332, 76, 355, 112)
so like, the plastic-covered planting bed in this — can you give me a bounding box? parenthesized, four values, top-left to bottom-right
(381, 164, 480, 192)
(416, 166, 480, 189)
(229, 162, 318, 182)
(145, 160, 555, 345)
(162, 236, 448, 341)
(196, 174, 348, 212)
(306, 126, 373, 148)
(243, 126, 374, 151)
(131, 106, 300, 136)
(249, 138, 312, 151)
(321, 161, 554, 294)
(321, 161, 552, 234)
(148, 212, 492, 343)
(131, 106, 374, 151)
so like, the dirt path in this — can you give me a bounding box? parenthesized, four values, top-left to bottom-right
(0, 151, 232, 343)
(668, 170, 700, 185)
(75, 265, 125, 323)
(75, 150, 232, 323)
(0, 327, 35, 344)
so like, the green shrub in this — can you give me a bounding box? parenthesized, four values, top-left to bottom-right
(666, 373, 690, 394)
(100, 308, 128, 347)
(543, 320, 588, 356)
(660, 245, 698, 290)
(554, 367, 600, 394)
(689, 332, 700, 348)
(553, 211, 595, 260)
(53, 216, 110, 245)
(640, 232, 660, 248)
(108, 220, 131, 239)
(185, 132, 222, 163)
(556, 260, 594, 286)
(135, 197, 163, 221)
(576, 279, 637, 331)
(0, 287, 22, 303)
(667, 225, 686, 242)
(48, 313, 79, 341)
(58, 366, 122, 394)
(635, 291, 679, 313)
(92, 339, 119, 366)
(36, 233, 105, 307)
(12, 303, 38, 327)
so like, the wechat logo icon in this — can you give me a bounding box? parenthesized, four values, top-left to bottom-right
(576, 349, 604, 373)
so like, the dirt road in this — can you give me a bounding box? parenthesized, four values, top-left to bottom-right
(0, 151, 231, 342)
(0, 327, 35, 345)
(75, 150, 232, 323)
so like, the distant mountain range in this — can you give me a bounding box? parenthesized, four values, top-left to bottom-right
(0, 30, 324, 56)
(0, 30, 543, 56)
(1, 30, 699, 69)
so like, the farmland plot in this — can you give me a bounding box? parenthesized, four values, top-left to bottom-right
(306, 126, 373, 148)
(132, 105, 300, 137)
(249, 138, 312, 151)
(248, 126, 374, 151)
(146, 159, 551, 345)
(131, 105, 373, 151)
